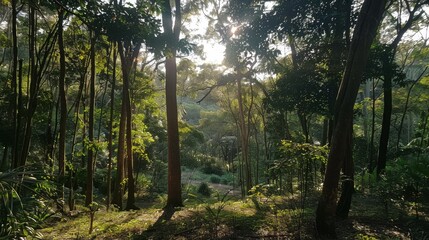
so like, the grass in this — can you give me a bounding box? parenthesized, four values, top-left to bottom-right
(36, 169, 429, 239)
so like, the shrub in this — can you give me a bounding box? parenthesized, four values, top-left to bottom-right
(210, 176, 221, 184)
(197, 182, 211, 197)
(201, 163, 224, 176)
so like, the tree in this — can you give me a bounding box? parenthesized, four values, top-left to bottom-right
(19, 1, 57, 168)
(85, 31, 96, 206)
(106, 42, 117, 212)
(11, 0, 18, 169)
(57, 5, 67, 210)
(162, 0, 183, 208)
(376, 0, 428, 178)
(315, 0, 387, 237)
(120, 41, 140, 210)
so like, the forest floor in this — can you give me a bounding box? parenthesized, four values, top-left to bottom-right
(38, 174, 429, 240)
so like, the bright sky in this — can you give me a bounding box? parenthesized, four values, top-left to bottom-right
(124, 0, 225, 65)
(187, 14, 225, 65)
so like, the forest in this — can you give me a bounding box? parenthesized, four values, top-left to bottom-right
(0, 0, 428, 239)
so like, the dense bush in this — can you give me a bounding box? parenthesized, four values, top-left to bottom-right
(181, 152, 200, 169)
(210, 175, 221, 184)
(201, 163, 224, 176)
(197, 182, 212, 197)
(0, 170, 53, 239)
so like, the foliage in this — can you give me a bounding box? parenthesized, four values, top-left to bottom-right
(268, 65, 329, 116)
(0, 169, 54, 239)
(197, 182, 211, 197)
(209, 175, 221, 184)
(203, 190, 231, 238)
(384, 154, 429, 198)
(363, 44, 407, 85)
(0, 0, 428, 238)
(269, 141, 327, 182)
(149, 160, 168, 193)
(279, 140, 328, 164)
(201, 161, 225, 176)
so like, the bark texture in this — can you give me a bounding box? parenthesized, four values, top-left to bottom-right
(315, 0, 386, 237)
(162, 0, 183, 208)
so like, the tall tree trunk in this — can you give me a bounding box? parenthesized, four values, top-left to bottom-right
(336, 120, 354, 219)
(369, 79, 377, 172)
(119, 42, 141, 211)
(57, 7, 67, 211)
(376, 0, 425, 176)
(69, 70, 86, 211)
(107, 43, 117, 212)
(252, 114, 260, 185)
(125, 97, 137, 210)
(111, 0, 125, 210)
(1, 146, 8, 171)
(14, 59, 23, 169)
(237, 77, 252, 193)
(19, 5, 57, 168)
(283, 112, 292, 140)
(376, 71, 392, 178)
(112, 81, 126, 209)
(334, 0, 356, 216)
(297, 111, 310, 143)
(19, 4, 37, 168)
(85, 33, 96, 206)
(315, 0, 386, 237)
(113, 40, 141, 210)
(11, 0, 18, 169)
(162, 0, 183, 208)
(261, 107, 270, 184)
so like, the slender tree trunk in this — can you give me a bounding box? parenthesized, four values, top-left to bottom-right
(107, 43, 117, 212)
(369, 79, 377, 172)
(14, 59, 23, 169)
(162, 0, 183, 208)
(11, 0, 18, 169)
(376, 73, 392, 178)
(112, 82, 126, 209)
(253, 117, 260, 185)
(68, 71, 86, 211)
(246, 80, 255, 189)
(1, 146, 8, 171)
(19, 4, 37, 168)
(261, 108, 270, 184)
(237, 77, 252, 193)
(396, 68, 427, 150)
(57, 7, 67, 211)
(297, 111, 310, 143)
(315, 0, 386, 237)
(20, 5, 57, 168)
(81, 82, 87, 168)
(280, 112, 292, 140)
(125, 99, 137, 210)
(417, 110, 429, 160)
(376, 0, 425, 177)
(85, 33, 96, 206)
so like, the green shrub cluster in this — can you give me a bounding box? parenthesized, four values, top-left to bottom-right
(197, 182, 212, 197)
